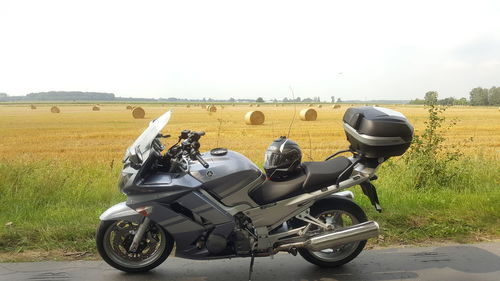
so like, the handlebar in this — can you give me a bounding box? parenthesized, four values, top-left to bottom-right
(195, 153, 209, 168)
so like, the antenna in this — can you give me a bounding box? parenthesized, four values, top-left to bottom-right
(286, 85, 297, 138)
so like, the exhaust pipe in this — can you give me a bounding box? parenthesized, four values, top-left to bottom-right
(276, 221, 379, 252)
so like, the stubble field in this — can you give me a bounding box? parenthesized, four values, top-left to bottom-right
(0, 103, 499, 260)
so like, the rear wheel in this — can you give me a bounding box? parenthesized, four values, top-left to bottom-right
(298, 198, 368, 267)
(96, 220, 174, 273)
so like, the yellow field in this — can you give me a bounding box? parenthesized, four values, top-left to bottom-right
(0, 104, 499, 164)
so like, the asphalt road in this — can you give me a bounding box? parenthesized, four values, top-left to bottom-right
(1, 242, 499, 281)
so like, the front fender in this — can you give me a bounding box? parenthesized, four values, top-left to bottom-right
(99, 202, 143, 222)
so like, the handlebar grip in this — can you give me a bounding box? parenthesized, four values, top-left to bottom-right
(195, 154, 209, 168)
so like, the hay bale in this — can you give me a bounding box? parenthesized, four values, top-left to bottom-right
(92, 106, 100, 111)
(221, 105, 225, 109)
(201, 105, 206, 109)
(126, 105, 133, 110)
(299, 108, 317, 121)
(207, 105, 217, 112)
(332, 104, 341, 109)
(256, 104, 260, 107)
(309, 103, 314, 107)
(50, 106, 60, 113)
(30, 104, 37, 109)
(249, 104, 253, 107)
(232, 103, 235, 107)
(132, 107, 145, 119)
(318, 104, 322, 108)
(244, 111, 265, 125)
(186, 104, 191, 108)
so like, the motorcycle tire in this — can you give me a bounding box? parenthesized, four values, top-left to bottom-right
(298, 197, 368, 268)
(96, 220, 174, 273)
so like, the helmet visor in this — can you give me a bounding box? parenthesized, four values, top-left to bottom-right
(264, 151, 284, 169)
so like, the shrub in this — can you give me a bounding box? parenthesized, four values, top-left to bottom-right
(403, 104, 471, 189)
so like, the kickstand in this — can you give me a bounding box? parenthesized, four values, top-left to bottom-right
(248, 252, 255, 281)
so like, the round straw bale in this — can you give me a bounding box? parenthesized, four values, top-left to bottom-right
(201, 105, 206, 109)
(92, 106, 100, 111)
(50, 106, 60, 113)
(308, 103, 314, 107)
(30, 104, 37, 109)
(126, 105, 133, 110)
(318, 104, 322, 108)
(207, 105, 217, 112)
(256, 104, 260, 107)
(249, 104, 253, 107)
(232, 103, 235, 107)
(332, 104, 341, 109)
(186, 104, 191, 108)
(299, 108, 317, 121)
(221, 105, 225, 109)
(132, 107, 145, 119)
(244, 111, 265, 125)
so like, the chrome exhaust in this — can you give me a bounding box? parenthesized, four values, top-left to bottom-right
(276, 221, 379, 252)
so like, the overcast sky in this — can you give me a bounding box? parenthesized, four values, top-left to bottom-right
(1, 0, 499, 101)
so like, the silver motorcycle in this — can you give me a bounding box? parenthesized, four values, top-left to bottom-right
(96, 106, 413, 278)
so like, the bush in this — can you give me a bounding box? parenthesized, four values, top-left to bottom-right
(403, 104, 471, 189)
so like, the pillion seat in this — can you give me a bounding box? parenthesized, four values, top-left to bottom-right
(301, 156, 353, 192)
(249, 156, 353, 205)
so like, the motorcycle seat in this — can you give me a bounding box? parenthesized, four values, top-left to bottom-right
(301, 156, 353, 192)
(249, 172, 307, 205)
(249, 157, 353, 205)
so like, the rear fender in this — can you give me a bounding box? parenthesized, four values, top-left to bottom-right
(99, 202, 143, 223)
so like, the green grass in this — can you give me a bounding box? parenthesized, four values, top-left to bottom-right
(0, 160, 124, 252)
(0, 157, 499, 255)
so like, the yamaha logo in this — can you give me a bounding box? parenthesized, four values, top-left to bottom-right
(206, 170, 214, 177)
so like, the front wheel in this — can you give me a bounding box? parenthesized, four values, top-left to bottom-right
(298, 198, 368, 267)
(96, 219, 174, 273)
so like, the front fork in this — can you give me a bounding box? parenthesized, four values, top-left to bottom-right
(129, 217, 151, 252)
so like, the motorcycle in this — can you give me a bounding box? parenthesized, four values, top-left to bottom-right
(96, 106, 413, 278)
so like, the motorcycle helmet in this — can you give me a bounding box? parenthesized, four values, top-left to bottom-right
(263, 136, 302, 179)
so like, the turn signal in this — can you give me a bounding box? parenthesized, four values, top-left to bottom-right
(135, 206, 153, 216)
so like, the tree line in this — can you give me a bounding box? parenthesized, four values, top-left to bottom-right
(409, 87, 500, 106)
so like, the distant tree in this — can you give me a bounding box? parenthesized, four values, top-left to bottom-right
(228, 97, 235, 102)
(302, 97, 313, 103)
(256, 97, 264, 103)
(424, 91, 438, 105)
(488, 87, 500, 105)
(454, 97, 468, 105)
(409, 98, 425, 105)
(295, 97, 301, 102)
(283, 97, 289, 102)
(469, 87, 489, 106)
(331, 96, 335, 103)
(336, 98, 342, 103)
(438, 97, 455, 106)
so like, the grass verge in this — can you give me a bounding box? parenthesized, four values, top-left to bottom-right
(0, 157, 499, 261)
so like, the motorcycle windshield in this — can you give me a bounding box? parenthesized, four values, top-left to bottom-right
(125, 110, 172, 162)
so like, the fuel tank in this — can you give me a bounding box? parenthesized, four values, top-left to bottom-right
(189, 150, 264, 203)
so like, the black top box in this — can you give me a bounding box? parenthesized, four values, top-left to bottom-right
(342, 106, 414, 158)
